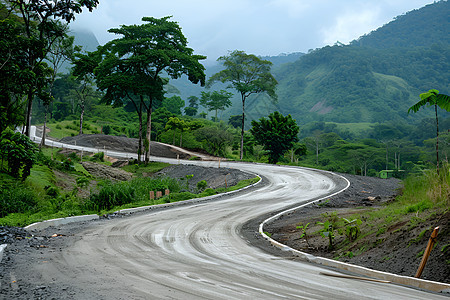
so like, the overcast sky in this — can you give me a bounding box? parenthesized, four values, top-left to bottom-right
(71, 0, 436, 63)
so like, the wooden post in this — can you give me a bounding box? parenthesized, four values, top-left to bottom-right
(415, 226, 440, 278)
(165, 189, 170, 196)
(156, 191, 162, 198)
(219, 158, 221, 168)
(177, 154, 180, 164)
(149, 191, 155, 200)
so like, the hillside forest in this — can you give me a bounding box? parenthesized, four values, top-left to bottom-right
(0, 0, 449, 226)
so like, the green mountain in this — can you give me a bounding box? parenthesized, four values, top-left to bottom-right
(271, 0, 449, 125)
(169, 1, 448, 127)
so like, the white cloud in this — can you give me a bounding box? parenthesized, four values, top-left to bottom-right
(321, 7, 381, 45)
(70, 0, 437, 61)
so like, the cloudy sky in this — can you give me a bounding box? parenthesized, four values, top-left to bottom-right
(71, 0, 436, 63)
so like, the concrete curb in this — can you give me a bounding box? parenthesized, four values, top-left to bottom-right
(259, 172, 450, 294)
(22, 175, 262, 229)
(0, 244, 6, 264)
(24, 214, 100, 231)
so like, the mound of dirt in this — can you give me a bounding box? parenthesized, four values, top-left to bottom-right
(81, 161, 133, 181)
(154, 164, 254, 191)
(60, 134, 191, 159)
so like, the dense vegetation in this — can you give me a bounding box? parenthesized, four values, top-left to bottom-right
(0, 1, 449, 229)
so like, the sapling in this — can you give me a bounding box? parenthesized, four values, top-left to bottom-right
(296, 222, 311, 247)
(342, 218, 362, 242)
(317, 220, 335, 250)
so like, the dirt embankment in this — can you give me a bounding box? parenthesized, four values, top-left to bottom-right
(264, 174, 449, 284)
(60, 134, 192, 159)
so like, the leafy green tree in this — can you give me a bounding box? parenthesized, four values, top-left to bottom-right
(184, 106, 197, 117)
(250, 111, 299, 164)
(0, 128, 37, 180)
(76, 16, 206, 163)
(184, 96, 199, 116)
(40, 30, 75, 147)
(188, 96, 199, 109)
(228, 115, 243, 128)
(3, 0, 98, 137)
(195, 126, 233, 157)
(408, 89, 450, 174)
(165, 117, 189, 147)
(208, 50, 278, 160)
(288, 143, 307, 163)
(200, 90, 233, 122)
(162, 95, 185, 115)
(69, 73, 99, 135)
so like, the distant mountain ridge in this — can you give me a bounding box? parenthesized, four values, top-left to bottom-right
(267, 0, 450, 125)
(66, 2, 449, 127)
(351, 0, 450, 49)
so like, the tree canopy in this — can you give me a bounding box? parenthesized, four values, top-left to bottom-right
(200, 90, 233, 121)
(74, 16, 206, 162)
(250, 111, 299, 164)
(208, 50, 278, 159)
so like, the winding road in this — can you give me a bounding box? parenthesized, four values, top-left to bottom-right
(24, 127, 448, 299)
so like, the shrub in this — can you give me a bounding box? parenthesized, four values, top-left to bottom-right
(103, 125, 111, 135)
(196, 180, 207, 192)
(0, 182, 37, 217)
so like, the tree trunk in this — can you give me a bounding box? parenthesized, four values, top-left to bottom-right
(79, 103, 85, 135)
(40, 105, 48, 149)
(240, 96, 245, 161)
(24, 89, 33, 137)
(145, 98, 152, 164)
(138, 101, 143, 163)
(435, 104, 440, 175)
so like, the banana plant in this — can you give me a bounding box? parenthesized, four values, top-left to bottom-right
(408, 89, 450, 174)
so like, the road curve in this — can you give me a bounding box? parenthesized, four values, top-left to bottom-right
(27, 128, 447, 299)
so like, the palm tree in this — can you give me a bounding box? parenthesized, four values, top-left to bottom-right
(408, 89, 450, 174)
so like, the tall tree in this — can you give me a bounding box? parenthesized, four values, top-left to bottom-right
(3, 0, 98, 137)
(408, 89, 450, 174)
(41, 28, 75, 147)
(69, 74, 98, 135)
(250, 111, 299, 164)
(208, 50, 277, 160)
(76, 16, 206, 163)
(162, 95, 185, 115)
(200, 90, 233, 122)
(184, 95, 199, 116)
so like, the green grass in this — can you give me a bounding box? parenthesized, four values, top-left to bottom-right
(25, 164, 56, 195)
(46, 120, 101, 139)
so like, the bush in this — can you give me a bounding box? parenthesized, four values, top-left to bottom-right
(87, 177, 181, 211)
(196, 180, 207, 192)
(0, 182, 37, 217)
(91, 152, 104, 162)
(103, 125, 111, 135)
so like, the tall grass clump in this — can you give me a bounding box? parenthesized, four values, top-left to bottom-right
(399, 162, 450, 210)
(0, 180, 37, 217)
(87, 177, 181, 211)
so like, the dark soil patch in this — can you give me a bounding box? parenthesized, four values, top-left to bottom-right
(154, 164, 254, 191)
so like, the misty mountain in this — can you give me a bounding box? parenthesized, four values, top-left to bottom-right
(267, 0, 450, 126)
